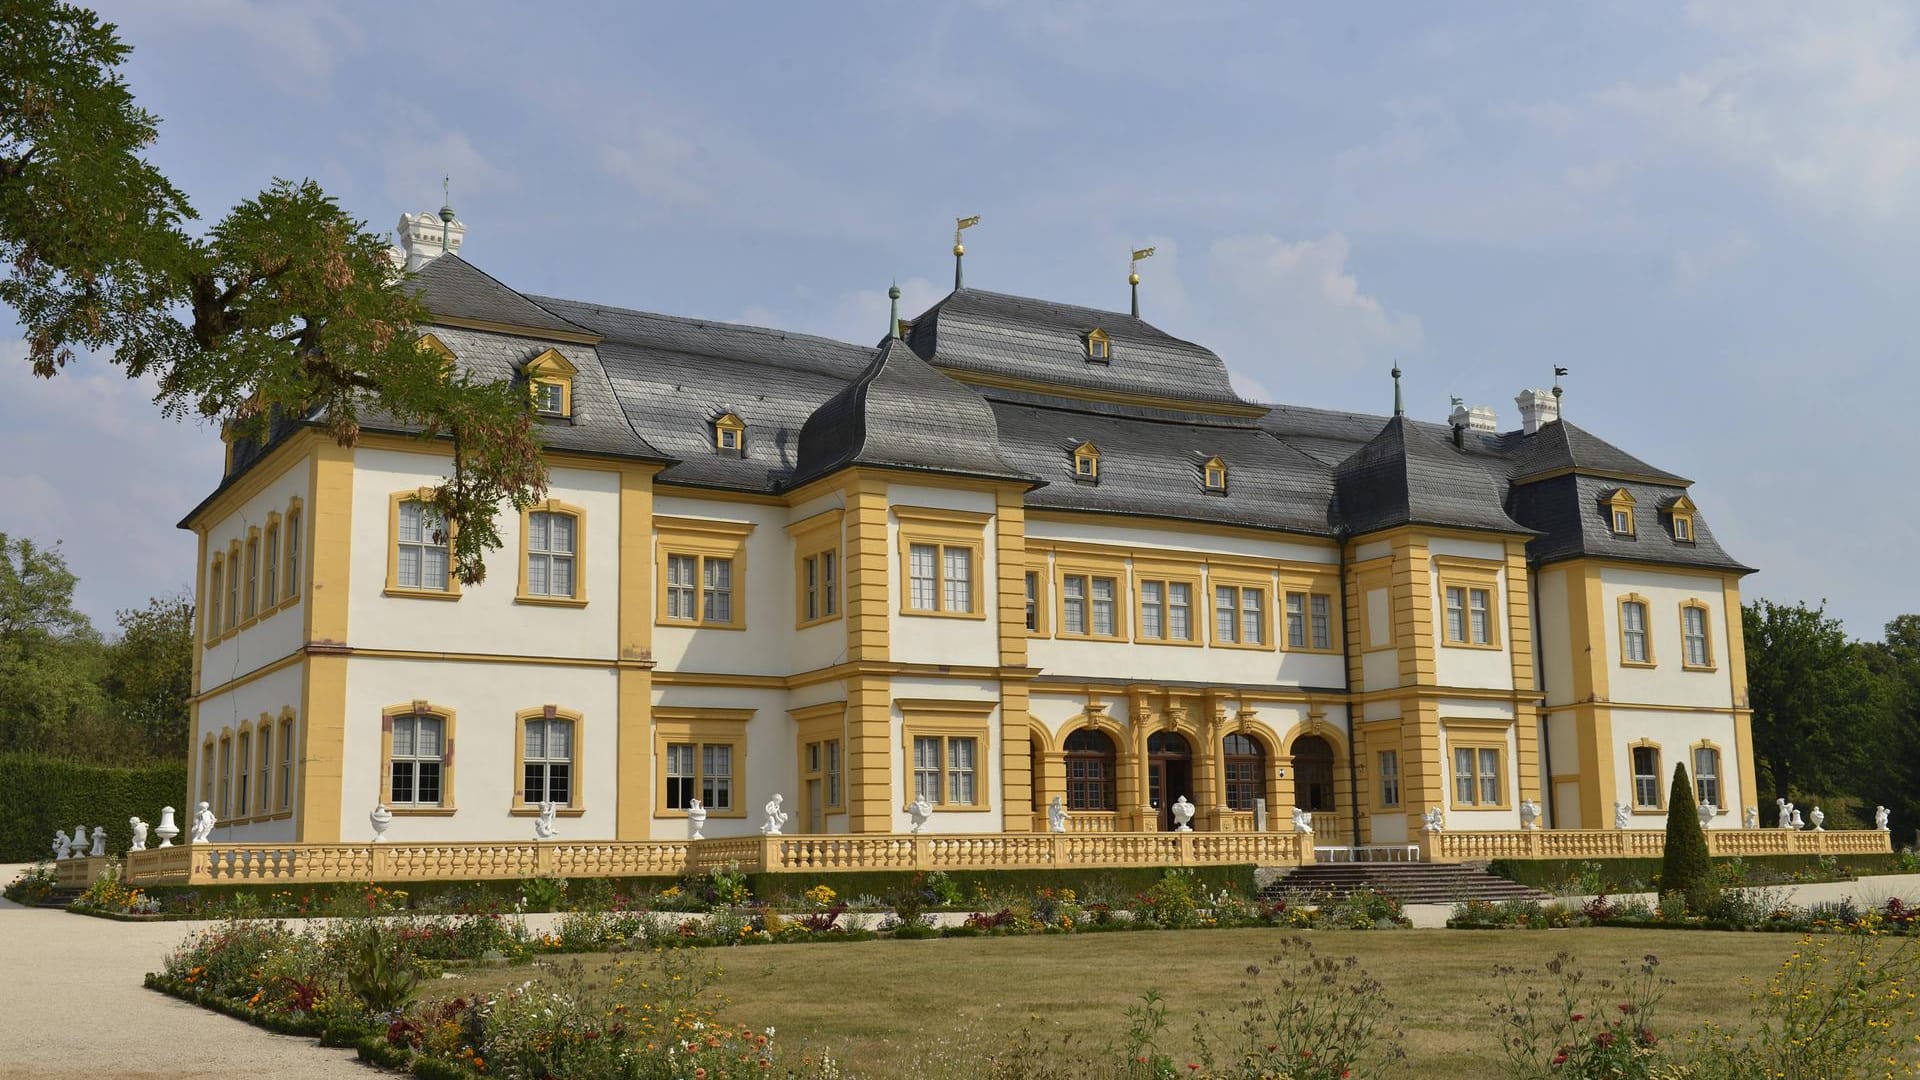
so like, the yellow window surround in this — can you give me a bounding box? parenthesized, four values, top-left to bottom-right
(655, 515, 754, 630)
(260, 511, 281, 612)
(1071, 441, 1100, 482)
(895, 505, 990, 620)
(1202, 455, 1227, 493)
(1132, 556, 1203, 646)
(380, 701, 458, 815)
(1604, 488, 1638, 536)
(787, 509, 844, 629)
(1083, 328, 1110, 363)
(205, 554, 224, 644)
(1053, 551, 1128, 640)
(654, 707, 753, 818)
(1279, 571, 1341, 653)
(792, 700, 847, 816)
(899, 698, 995, 812)
(1208, 564, 1274, 650)
(1022, 565, 1050, 637)
(1628, 738, 1665, 811)
(276, 708, 296, 815)
(282, 496, 303, 602)
(1689, 739, 1726, 813)
(1434, 556, 1502, 650)
(513, 705, 585, 815)
(1665, 494, 1698, 543)
(1617, 593, 1656, 667)
(1448, 735, 1510, 809)
(1374, 747, 1402, 810)
(1678, 598, 1716, 671)
(516, 498, 589, 607)
(523, 347, 577, 417)
(385, 488, 462, 600)
(713, 412, 746, 454)
(417, 332, 457, 371)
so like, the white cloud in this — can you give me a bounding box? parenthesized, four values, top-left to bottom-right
(1205, 232, 1423, 372)
(792, 277, 948, 347)
(110, 0, 362, 99)
(1672, 229, 1757, 289)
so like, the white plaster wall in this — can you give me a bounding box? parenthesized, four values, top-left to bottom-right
(1439, 721, 1521, 829)
(888, 484, 1001, 668)
(193, 662, 306, 843)
(1353, 539, 1392, 562)
(347, 449, 621, 659)
(1536, 568, 1573, 707)
(199, 454, 313, 686)
(650, 685, 796, 839)
(1545, 712, 1581, 775)
(649, 496, 788, 676)
(1361, 648, 1398, 690)
(1609, 709, 1745, 829)
(1428, 540, 1515, 691)
(340, 655, 620, 842)
(1600, 566, 1736, 709)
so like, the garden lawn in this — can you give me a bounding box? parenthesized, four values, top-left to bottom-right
(440, 927, 1840, 1078)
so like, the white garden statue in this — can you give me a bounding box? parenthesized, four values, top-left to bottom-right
(1697, 801, 1715, 829)
(129, 817, 148, 852)
(1422, 806, 1445, 832)
(369, 803, 393, 842)
(686, 798, 707, 840)
(1046, 795, 1070, 834)
(1809, 806, 1825, 832)
(1743, 806, 1759, 830)
(533, 801, 558, 840)
(1170, 796, 1196, 832)
(1518, 799, 1540, 831)
(1777, 798, 1795, 830)
(1613, 802, 1630, 830)
(1291, 806, 1314, 833)
(1877, 805, 1892, 832)
(155, 806, 179, 847)
(89, 826, 105, 857)
(190, 801, 216, 843)
(907, 794, 933, 834)
(52, 830, 69, 860)
(760, 793, 788, 836)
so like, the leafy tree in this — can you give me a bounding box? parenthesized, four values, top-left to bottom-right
(1660, 763, 1714, 913)
(1860, 613, 1920, 832)
(1, 0, 545, 582)
(1743, 598, 1890, 816)
(0, 534, 102, 751)
(100, 593, 192, 758)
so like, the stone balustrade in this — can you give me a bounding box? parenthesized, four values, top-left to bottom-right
(1434, 828, 1891, 862)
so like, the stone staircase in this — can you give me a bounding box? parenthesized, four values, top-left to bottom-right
(1260, 861, 1550, 905)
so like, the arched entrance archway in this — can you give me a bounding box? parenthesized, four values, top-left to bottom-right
(1147, 730, 1194, 831)
(1291, 735, 1336, 816)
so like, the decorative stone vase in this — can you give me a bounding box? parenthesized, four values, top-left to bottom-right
(154, 806, 179, 848)
(370, 803, 393, 842)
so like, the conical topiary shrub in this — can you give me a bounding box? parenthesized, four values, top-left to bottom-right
(1661, 762, 1715, 913)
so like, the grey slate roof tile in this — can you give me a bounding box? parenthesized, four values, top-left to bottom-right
(404, 256, 596, 338)
(1508, 474, 1752, 573)
(1333, 415, 1533, 537)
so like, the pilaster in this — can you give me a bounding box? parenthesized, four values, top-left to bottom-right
(616, 464, 658, 839)
(296, 439, 353, 842)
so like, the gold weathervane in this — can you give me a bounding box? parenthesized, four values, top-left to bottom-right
(1129, 246, 1156, 283)
(954, 215, 981, 254)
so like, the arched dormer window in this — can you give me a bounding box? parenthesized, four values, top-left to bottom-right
(713, 412, 746, 456)
(417, 332, 457, 374)
(1071, 441, 1100, 483)
(1083, 328, 1111, 364)
(1603, 488, 1637, 537)
(1664, 494, 1697, 543)
(523, 348, 576, 418)
(1203, 456, 1228, 494)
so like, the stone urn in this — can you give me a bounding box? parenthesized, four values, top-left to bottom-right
(154, 806, 179, 848)
(370, 803, 394, 842)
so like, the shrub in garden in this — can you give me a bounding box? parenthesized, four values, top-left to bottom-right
(3, 861, 55, 906)
(1137, 868, 1200, 928)
(1661, 763, 1715, 914)
(1490, 951, 1671, 1079)
(1185, 936, 1406, 1080)
(514, 873, 567, 912)
(342, 921, 423, 1014)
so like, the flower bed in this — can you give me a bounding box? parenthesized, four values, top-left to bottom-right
(1450, 889, 1920, 935)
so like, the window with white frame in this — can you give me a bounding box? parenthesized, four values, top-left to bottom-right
(912, 736, 941, 803)
(1445, 585, 1494, 645)
(1091, 576, 1117, 636)
(256, 725, 273, 815)
(262, 524, 279, 608)
(906, 542, 974, 615)
(525, 511, 577, 598)
(1378, 750, 1401, 807)
(1215, 585, 1264, 644)
(1063, 574, 1087, 634)
(396, 500, 451, 592)
(390, 713, 445, 807)
(278, 718, 294, 811)
(1683, 605, 1711, 667)
(666, 554, 698, 620)
(235, 731, 251, 818)
(1631, 744, 1662, 808)
(1138, 578, 1194, 642)
(1452, 745, 1502, 806)
(1622, 600, 1650, 663)
(703, 557, 734, 624)
(1693, 746, 1721, 810)
(217, 736, 231, 818)
(911, 733, 979, 806)
(523, 717, 574, 805)
(1024, 571, 1039, 632)
(284, 507, 302, 598)
(700, 743, 733, 808)
(244, 538, 259, 620)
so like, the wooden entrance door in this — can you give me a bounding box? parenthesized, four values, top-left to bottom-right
(1146, 730, 1194, 831)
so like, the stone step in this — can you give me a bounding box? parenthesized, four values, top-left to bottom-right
(1261, 862, 1552, 905)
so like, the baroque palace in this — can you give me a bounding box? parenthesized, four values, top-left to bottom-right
(179, 210, 1761, 858)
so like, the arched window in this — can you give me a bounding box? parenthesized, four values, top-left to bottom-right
(1223, 733, 1265, 811)
(1292, 735, 1336, 813)
(1063, 728, 1116, 811)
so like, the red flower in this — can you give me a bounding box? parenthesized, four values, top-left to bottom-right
(1571, 1013, 1585, 1022)
(1552, 1051, 1568, 1065)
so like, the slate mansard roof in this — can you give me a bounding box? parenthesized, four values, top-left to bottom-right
(193, 252, 1747, 576)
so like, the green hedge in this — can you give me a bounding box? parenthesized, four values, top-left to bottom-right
(1487, 852, 1912, 894)
(0, 754, 186, 862)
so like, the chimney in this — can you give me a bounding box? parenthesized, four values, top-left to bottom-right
(1515, 388, 1560, 435)
(393, 207, 466, 272)
(1467, 405, 1497, 432)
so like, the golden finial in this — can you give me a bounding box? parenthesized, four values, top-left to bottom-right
(953, 215, 981, 289)
(1129, 247, 1156, 316)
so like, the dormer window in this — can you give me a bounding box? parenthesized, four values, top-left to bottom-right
(1604, 488, 1637, 537)
(1083, 329, 1111, 364)
(522, 348, 576, 418)
(1203, 456, 1228, 494)
(714, 413, 746, 456)
(1665, 495, 1698, 543)
(1072, 441, 1100, 483)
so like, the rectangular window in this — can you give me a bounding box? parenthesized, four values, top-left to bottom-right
(389, 714, 444, 807)
(1063, 574, 1087, 634)
(396, 500, 450, 592)
(1168, 583, 1191, 640)
(256, 726, 273, 815)
(226, 550, 239, 628)
(1693, 746, 1721, 809)
(278, 720, 293, 811)
(262, 527, 279, 608)
(1140, 580, 1164, 639)
(1453, 746, 1473, 806)
(1024, 571, 1039, 632)
(947, 737, 977, 806)
(1613, 508, 1632, 534)
(913, 736, 942, 803)
(803, 554, 819, 622)
(1674, 516, 1692, 541)
(244, 540, 259, 620)
(907, 541, 977, 615)
(207, 562, 223, 639)
(1091, 576, 1116, 636)
(701, 743, 732, 810)
(702, 557, 733, 624)
(943, 547, 972, 613)
(534, 381, 564, 414)
(1683, 606, 1710, 667)
(284, 509, 301, 598)
(523, 718, 574, 805)
(1378, 750, 1400, 807)
(821, 550, 837, 616)
(666, 554, 698, 620)
(1478, 747, 1499, 805)
(1469, 588, 1491, 644)
(1623, 601, 1649, 663)
(1286, 592, 1306, 648)
(526, 510, 577, 598)
(908, 543, 937, 610)
(235, 731, 251, 819)
(1215, 584, 1238, 643)
(1311, 594, 1332, 649)
(1445, 586, 1467, 643)
(666, 743, 696, 810)
(1631, 745, 1661, 808)
(1452, 744, 1503, 807)
(1241, 588, 1263, 645)
(825, 739, 842, 808)
(217, 738, 231, 819)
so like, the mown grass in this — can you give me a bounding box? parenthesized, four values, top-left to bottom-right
(437, 926, 1867, 1077)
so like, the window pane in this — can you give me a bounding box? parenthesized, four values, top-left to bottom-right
(524, 721, 545, 760)
(948, 738, 976, 805)
(1215, 585, 1236, 642)
(1169, 583, 1190, 640)
(914, 736, 942, 802)
(1470, 589, 1491, 644)
(1446, 587, 1466, 642)
(943, 546, 972, 613)
(416, 761, 441, 805)
(1479, 748, 1500, 804)
(1242, 589, 1263, 644)
(1454, 747, 1474, 804)
(822, 551, 836, 614)
(704, 558, 733, 623)
(416, 717, 443, 757)
(548, 720, 571, 759)
(909, 544, 937, 610)
(1311, 594, 1331, 649)
(1063, 575, 1086, 634)
(391, 717, 415, 758)
(391, 762, 414, 805)
(551, 556, 573, 598)
(1092, 577, 1115, 636)
(1286, 593, 1305, 647)
(1140, 581, 1163, 639)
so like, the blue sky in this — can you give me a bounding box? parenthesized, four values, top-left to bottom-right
(2, 1, 1915, 639)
